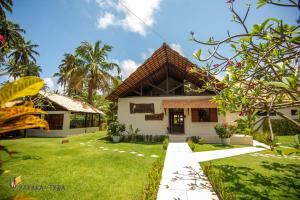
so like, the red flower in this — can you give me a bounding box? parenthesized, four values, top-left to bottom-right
(239, 111, 244, 116)
(249, 83, 256, 89)
(236, 62, 241, 68)
(226, 60, 234, 66)
(0, 34, 5, 44)
(223, 123, 228, 128)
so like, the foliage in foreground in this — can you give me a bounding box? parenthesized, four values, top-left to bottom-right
(203, 163, 235, 200)
(187, 138, 195, 151)
(0, 76, 49, 134)
(142, 159, 164, 200)
(191, 0, 300, 145)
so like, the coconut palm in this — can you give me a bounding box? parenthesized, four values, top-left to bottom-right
(75, 40, 120, 103)
(54, 53, 84, 95)
(9, 40, 39, 65)
(0, 0, 13, 20)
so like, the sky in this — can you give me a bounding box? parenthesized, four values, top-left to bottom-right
(1, 0, 299, 90)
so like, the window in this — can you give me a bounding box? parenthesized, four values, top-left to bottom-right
(70, 113, 86, 128)
(45, 114, 64, 130)
(130, 103, 154, 113)
(291, 110, 298, 116)
(92, 114, 100, 127)
(191, 108, 218, 122)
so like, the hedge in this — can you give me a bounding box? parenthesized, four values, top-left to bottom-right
(262, 119, 300, 135)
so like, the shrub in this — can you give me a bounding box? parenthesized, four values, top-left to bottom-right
(187, 139, 195, 151)
(107, 121, 126, 136)
(163, 137, 169, 150)
(252, 131, 277, 149)
(126, 124, 140, 135)
(122, 134, 166, 144)
(142, 159, 164, 200)
(186, 136, 203, 144)
(262, 119, 300, 135)
(203, 163, 235, 200)
(214, 123, 233, 139)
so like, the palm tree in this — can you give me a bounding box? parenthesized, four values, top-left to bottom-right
(0, 0, 12, 20)
(54, 53, 84, 95)
(75, 41, 120, 103)
(9, 40, 39, 65)
(20, 61, 42, 77)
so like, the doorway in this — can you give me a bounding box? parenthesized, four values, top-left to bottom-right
(169, 108, 184, 134)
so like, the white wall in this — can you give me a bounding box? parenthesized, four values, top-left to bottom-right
(118, 96, 227, 137)
(27, 111, 99, 137)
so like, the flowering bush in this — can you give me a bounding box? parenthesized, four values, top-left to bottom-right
(214, 123, 233, 139)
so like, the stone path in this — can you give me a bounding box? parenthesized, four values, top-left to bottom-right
(157, 143, 265, 200)
(80, 141, 160, 159)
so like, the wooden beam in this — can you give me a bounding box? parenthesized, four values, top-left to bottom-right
(169, 83, 184, 93)
(166, 65, 169, 94)
(131, 90, 142, 96)
(146, 82, 167, 93)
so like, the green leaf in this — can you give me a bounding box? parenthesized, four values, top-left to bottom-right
(193, 49, 202, 60)
(267, 81, 289, 89)
(257, 0, 267, 8)
(0, 76, 44, 107)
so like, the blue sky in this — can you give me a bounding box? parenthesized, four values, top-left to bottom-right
(2, 0, 298, 90)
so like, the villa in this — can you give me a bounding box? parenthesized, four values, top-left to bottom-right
(107, 43, 298, 143)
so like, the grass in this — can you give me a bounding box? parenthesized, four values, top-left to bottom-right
(201, 147, 300, 200)
(276, 135, 296, 147)
(194, 143, 249, 152)
(0, 131, 165, 200)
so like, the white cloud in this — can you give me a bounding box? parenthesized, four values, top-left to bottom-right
(43, 77, 63, 92)
(141, 48, 154, 59)
(97, 12, 117, 29)
(96, 0, 161, 36)
(170, 43, 184, 56)
(120, 59, 140, 79)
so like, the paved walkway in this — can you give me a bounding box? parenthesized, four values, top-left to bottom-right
(157, 143, 265, 200)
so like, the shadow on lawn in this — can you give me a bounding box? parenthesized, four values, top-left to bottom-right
(213, 161, 300, 199)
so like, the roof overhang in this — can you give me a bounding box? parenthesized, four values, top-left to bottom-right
(161, 99, 218, 109)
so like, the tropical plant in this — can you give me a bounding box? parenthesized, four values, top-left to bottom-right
(126, 124, 140, 135)
(162, 137, 169, 150)
(0, 76, 49, 134)
(0, 0, 12, 20)
(214, 123, 233, 139)
(107, 121, 125, 136)
(55, 41, 120, 104)
(187, 138, 195, 151)
(190, 0, 300, 144)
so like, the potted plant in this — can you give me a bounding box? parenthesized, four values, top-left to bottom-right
(107, 121, 126, 143)
(214, 123, 233, 145)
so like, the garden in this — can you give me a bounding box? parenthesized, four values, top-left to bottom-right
(0, 131, 166, 200)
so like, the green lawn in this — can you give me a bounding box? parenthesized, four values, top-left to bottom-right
(201, 147, 300, 200)
(0, 132, 165, 200)
(194, 143, 249, 152)
(276, 135, 296, 147)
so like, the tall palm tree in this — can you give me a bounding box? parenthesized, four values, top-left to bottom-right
(9, 40, 39, 65)
(0, 0, 12, 20)
(75, 41, 120, 104)
(20, 61, 42, 77)
(54, 53, 84, 95)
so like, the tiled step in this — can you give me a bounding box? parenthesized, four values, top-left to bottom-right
(169, 135, 187, 142)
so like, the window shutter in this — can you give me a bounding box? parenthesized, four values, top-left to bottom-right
(191, 109, 199, 122)
(209, 108, 218, 122)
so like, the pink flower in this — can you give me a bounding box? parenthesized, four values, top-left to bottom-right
(0, 34, 5, 44)
(239, 111, 244, 116)
(226, 60, 234, 66)
(223, 123, 228, 128)
(236, 62, 241, 68)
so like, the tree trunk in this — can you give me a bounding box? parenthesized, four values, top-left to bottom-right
(267, 116, 274, 150)
(87, 86, 93, 105)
